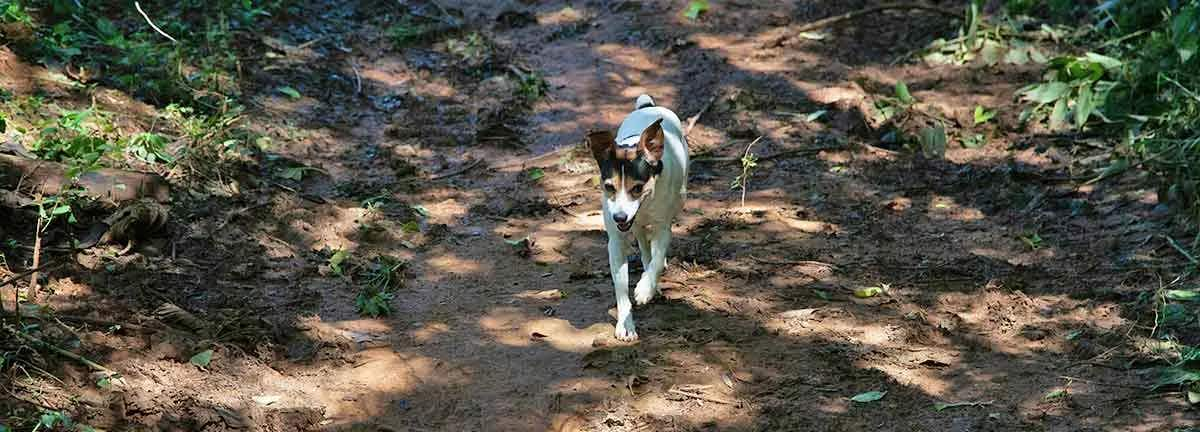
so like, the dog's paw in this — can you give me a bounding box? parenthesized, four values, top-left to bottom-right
(615, 319, 638, 342)
(634, 278, 657, 305)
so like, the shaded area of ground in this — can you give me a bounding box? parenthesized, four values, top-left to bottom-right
(1, 1, 1197, 431)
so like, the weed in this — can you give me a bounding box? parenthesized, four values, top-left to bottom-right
(388, 15, 439, 47)
(730, 137, 760, 208)
(516, 71, 549, 102)
(356, 256, 406, 317)
(1020, 232, 1044, 250)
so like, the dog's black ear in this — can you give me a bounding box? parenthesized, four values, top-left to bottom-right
(586, 130, 615, 163)
(638, 118, 666, 162)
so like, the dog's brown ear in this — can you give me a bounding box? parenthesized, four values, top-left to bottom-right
(586, 130, 615, 163)
(638, 118, 666, 161)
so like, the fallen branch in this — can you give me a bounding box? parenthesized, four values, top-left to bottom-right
(397, 159, 484, 184)
(748, 255, 838, 270)
(668, 388, 736, 405)
(0, 153, 171, 203)
(3, 324, 116, 374)
(685, 94, 718, 137)
(765, 3, 963, 47)
(692, 145, 847, 163)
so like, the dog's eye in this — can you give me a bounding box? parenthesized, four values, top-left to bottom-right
(630, 184, 644, 195)
(604, 184, 616, 194)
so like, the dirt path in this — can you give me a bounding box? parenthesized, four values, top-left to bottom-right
(5, 1, 1199, 431)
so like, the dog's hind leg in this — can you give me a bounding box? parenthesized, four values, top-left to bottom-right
(634, 226, 672, 305)
(608, 234, 637, 341)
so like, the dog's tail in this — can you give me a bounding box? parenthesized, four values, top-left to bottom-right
(635, 94, 655, 110)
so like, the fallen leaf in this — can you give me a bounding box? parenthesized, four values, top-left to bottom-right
(1044, 389, 1067, 400)
(684, 0, 709, 20)
(277, 86, 302, 100)
(253, 395, 281, 406)
(531, 332, 548, 339)
(850, 390, 887, 403)
(854, 287, 883, 298)
(190, 349, 214, 367)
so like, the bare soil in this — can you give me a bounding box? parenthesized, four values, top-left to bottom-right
(2, 1, 1198, 431)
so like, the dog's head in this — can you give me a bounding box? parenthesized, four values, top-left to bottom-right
(587, 117, 665, 232)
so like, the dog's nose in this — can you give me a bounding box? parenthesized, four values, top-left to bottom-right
(612, 212, 629, 224)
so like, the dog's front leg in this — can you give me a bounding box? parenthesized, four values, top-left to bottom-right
(634, 226, 672, 305)
(608, 235, 637, 341)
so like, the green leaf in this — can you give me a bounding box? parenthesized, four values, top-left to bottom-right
(277, 86, 302, 99)
(527, 167, 545, 181)
(410, 204, 430, 218)
(1083, 52, 1122, 70)
(894, 81, 914, 104)
(854, 287, 883, 298)
(1165, 290, 1200, 302)
(973, 105, 995, 125)
(189, 349, 214, 367)
(917, 126, 947, 158)
(1159, 303, 1193, 327)
(1043, 389, 1067, 400)
(1074, 84, 1095, 128)
(1156, 366, 1200, 389)
(961, 134, 987, 149)
(328, 249, 349, 276)
(1065, 329, 1084, 341)
(96, 376, 112, 389)
(279, 166, 306, 181)
(1049, 97, 1068, 130)
(932, 401, 981, 411)
(683, 0, 709, 20)
(401, 221, 420, 233)
(813, 289, 830, 300)
(850, 390, 887, 403)
(1023, 82, 1070, 104)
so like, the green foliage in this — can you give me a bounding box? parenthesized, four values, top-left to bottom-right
(356, 256, 406, 317)
(516, 71, 549, 102)
(684, 0, 709, 20)
(1019, 53, 1121, 130)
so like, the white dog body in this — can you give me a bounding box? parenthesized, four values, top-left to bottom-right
(587, 95, 689, 341)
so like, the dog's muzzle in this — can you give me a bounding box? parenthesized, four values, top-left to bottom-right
(613, 211, 634, 232)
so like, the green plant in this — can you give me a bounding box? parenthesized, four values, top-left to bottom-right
(730, 138, 760, 208)
(356, 256, 406, 317)
(516, 71, 549, 102)
(1018, 53, 1122, 130)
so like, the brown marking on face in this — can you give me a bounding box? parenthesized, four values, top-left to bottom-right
(587, 125, 662, 202)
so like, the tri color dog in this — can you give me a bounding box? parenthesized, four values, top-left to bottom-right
(587, 95, 689, 341)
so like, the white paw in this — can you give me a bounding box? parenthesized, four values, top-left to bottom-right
(615, 318, 638, 342)
(634, 277, 656, 305)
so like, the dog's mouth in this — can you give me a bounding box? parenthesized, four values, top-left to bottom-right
(616, 220, 634, 232)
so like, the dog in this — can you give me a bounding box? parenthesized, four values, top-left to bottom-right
(586, 94, 689, 341)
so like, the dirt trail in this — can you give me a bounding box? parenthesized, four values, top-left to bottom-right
(5, 1, 1199, 431)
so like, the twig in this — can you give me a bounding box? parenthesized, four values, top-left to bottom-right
(1164, 235, 1198, 266)
(494, 147, 577, 170)
(396, 159, 484, 184)
(748, 255, 838, 270)
(685, 95, 718, 137)
(693, 145, 846, 163)
(766, 2, 963, 47)
(1057, 375, 1147, 391)
(668, 388, 736, 405)
(350, 60, 362, 95)
(4, 324, 116, 374)
(134, 1, 178, 43)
